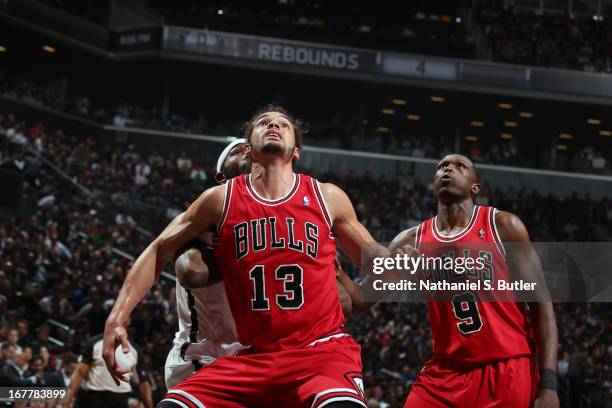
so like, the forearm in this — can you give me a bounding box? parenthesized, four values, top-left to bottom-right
(531, 302, 558, 371)
(108, 242, 166, 324)
(138, 382, 154, 408)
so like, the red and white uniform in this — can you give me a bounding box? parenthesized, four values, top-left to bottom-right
(164, 174, 365, 408)
(405, 205, 539, 408)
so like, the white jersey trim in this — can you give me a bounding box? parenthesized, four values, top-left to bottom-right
(246, 173, 301, 205)
(311, 388, 358, 408)
(167, 390, 207, 408)
(431, 205, 480, 242)
(490, 207, 507, 257)
(307, 333, 350, 347)
(317, 397, 367, 408)
(217, 180, 233, 233)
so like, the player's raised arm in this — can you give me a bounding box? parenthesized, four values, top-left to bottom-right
(102, 185, 225, 384)
(495, 211, 560, 408)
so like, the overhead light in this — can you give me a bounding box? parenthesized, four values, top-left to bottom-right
(556, 144, 568, 150)
(376, 127, 390, 133)
(42, 45, 56, 53)
(470, 121, 484, 127)
(431, 96, 445, 102)
(406, 114, 420, 121)
(599, 130, 612, 136)
(559, 133, 573, 139)
(382, 108, 395, 115)
(217, 9, 224, 15)
(465, 135, 478, 141)
(519, 112, 534, 118)
(455, 17, 462, 23)
(500, 133, 512, 139)
(588, 118, 602, 125)
(392, 99, 407, 105)
(0, 46, 6, 52)
(504, 121, 518, 127)
(498, 102, 512, 109)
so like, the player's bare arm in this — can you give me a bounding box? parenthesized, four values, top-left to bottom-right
(103, 185, 225, 384)
(320, 183, 414, 312)
(174, 234, 223, 289)
(495, 211, 560, 408)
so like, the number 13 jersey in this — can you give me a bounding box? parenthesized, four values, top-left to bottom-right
(213, 173, 346, 353)
(415, 206, 536, 365)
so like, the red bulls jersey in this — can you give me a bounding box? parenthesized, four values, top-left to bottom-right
(213, 173, 346, 353)
(415, 205, 536, 365)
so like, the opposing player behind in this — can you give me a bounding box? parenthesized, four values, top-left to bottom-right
(166, 138, 354, 388)
(393, 154, 559, 408)
(103, 105, 389, 407)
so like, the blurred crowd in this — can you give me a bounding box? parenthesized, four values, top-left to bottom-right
(1, 114, 611, 407)
(2, 75, 610, 176)
(476, 0, 612, 73)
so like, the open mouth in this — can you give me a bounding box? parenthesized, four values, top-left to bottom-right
(265, 130, 281, 140)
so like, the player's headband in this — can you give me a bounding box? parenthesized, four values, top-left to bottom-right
(216, 138, 247, 173)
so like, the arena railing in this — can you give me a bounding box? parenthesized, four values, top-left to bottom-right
(103, 125, 612, 200)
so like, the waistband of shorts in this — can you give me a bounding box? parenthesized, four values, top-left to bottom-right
(429, 353, 534, 371)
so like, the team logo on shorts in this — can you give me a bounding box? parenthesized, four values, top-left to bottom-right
(303, 196, 310, 206)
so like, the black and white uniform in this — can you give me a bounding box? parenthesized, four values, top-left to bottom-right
(164, 280, 246, 388)
(76, 334, 147, 408)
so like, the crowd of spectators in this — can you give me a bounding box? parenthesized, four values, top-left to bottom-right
(476, 0, 612, 73)
(1, 113, 611, 407)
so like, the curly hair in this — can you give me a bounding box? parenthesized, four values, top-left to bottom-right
(242, 104, 307, 150)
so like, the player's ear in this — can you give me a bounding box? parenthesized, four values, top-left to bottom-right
(245, 144, 252, 158)
(471, 182, 481, 195)
(214, 172, 226, 184)
(292, 146, 300, 161)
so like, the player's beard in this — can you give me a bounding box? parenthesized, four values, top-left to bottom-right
(253, 141, 295, 161)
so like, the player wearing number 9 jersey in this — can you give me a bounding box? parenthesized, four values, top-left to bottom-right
(392, 154, 559, 408)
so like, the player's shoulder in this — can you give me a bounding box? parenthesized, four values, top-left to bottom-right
(493, 209, 529, 242)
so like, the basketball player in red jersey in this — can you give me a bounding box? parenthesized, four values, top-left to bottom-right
(102, 105, 387, 408)
(393, 154, 559, 408)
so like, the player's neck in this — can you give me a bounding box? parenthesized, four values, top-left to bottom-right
(250, 161, 295, 200)
(436, 201, 475, 232)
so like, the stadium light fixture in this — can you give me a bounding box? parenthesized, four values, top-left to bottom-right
(455, 17, 462, 23)
(497, 102, 512, 109)
(392, 99, 407, 106)
(556, 145, 568, 150)
(500, 133, 512, 139)
(406, 114, 420, 121)
(217, 9, 224, 15)
(470, 121, 484, 127)
(504, 121, 518, 128)
(559, 133, 573, 139)
(42, 45, 56, 53)
(430, 96, 445, 102)
(587, 118, 602, 125)
(382, 108, 396, 115)
(376, 127, 390, 133)
(599, 130, 612, 136)
(519, 112, 533, 118)
(465, 135, 478, 141)
(0, 46, 6, 52)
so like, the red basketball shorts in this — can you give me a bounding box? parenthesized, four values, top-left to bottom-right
(404, 356, 539, 408)
(160, 334, 366, 408)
